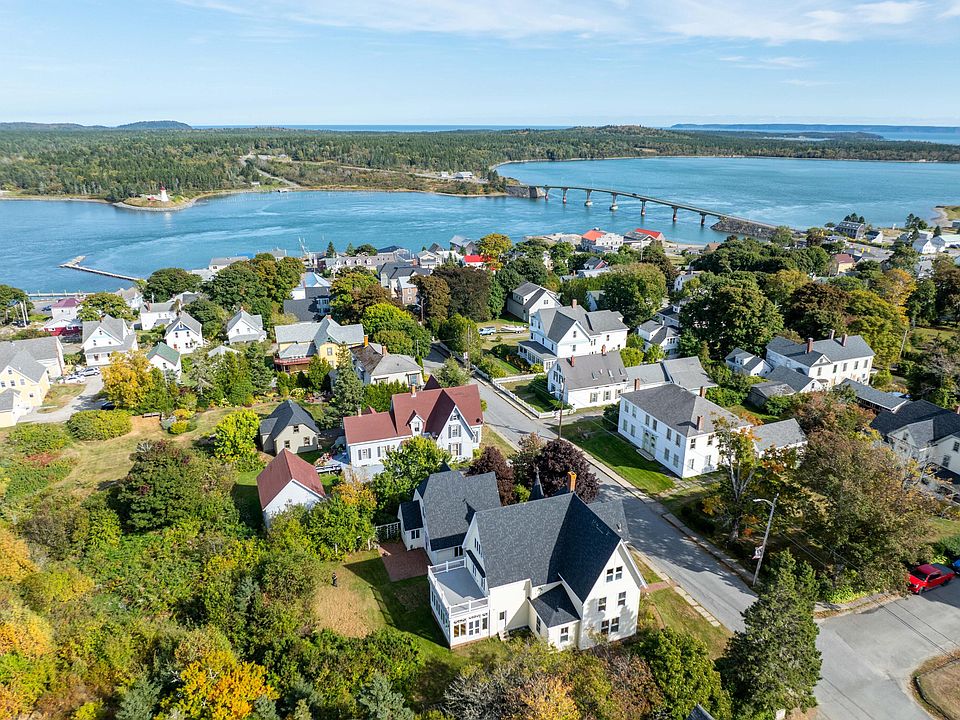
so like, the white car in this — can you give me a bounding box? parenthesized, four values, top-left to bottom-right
(80, 367, 101, 377)
(478, 326, 496, 336)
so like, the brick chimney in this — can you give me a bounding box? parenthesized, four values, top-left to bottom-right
(363, 334, 369, 347)
(806, 337, 814, 353)
(570, 355, 575, 367)
(699, 385, 706, 398)
(567, 471, 577, 494)
(696, 415, 704, 431)
(829, 329, 836, 340)
(571, 298, 577, 307)
(634, 378, 641, 391)
(841, 333, 848, 347)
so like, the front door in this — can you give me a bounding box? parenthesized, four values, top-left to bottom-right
(497, 610, 507, 632)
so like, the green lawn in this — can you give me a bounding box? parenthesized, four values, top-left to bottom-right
(481, 351, 524, 377)
(502, 377, 560, 413)
(643, 588, 731, 659)
(561, 418, 674, 494)
(482, 426, 516, 457)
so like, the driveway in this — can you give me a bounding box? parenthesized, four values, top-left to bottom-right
(475, 374, 960, 720)
(22, 374, 104, 424)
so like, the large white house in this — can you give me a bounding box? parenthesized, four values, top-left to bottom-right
(871, 400, 960, 479)
(519, 303, 629, 371)
(0, 337, 63, 426)
(580, 228, 624, 253)
(548, 352, 630, 410)
(163, 312, 204, 355)
(82, 316, 138, 367)
(343, 383, 483, 468)
(618, 383, 749, 478)
(638, 320, 680, 359)
(505, 282, 560, 323)
(765, 333, 873, 388)
(400, 469, 645, 649)
(226, 310, 267, 345)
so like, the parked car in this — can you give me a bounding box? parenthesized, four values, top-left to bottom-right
(80, 367, 100, 377)
(952, 558, 960, 573)
(57, 374, 83, 385)
(478, 326, 496, 336)
(907, 563, 955, 593)
(100, 401, 117, 411)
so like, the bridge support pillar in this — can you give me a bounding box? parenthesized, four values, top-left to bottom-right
(700, 213, 706, 227)
(584, 190, 592, 207)
(562, 188, 568, 204)
(610, 194, 618, 211)
(641, 201, 646, 216)
(672, 207, 678, 223)
(543, 186, 550, 201)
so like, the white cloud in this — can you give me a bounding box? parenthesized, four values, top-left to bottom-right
(783, 78, 834, 86)
(720, 55, 812, 69)
(173, 0, 950, 42)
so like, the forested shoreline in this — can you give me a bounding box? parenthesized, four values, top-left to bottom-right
(1, 126, 958, 201)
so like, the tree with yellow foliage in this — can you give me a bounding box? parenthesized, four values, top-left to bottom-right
(165, 648, 277, 720)
(100, 351, 154, 409)
(510, 676, 579, 720)
(0, 527, 34, 582)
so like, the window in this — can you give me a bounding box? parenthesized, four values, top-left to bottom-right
(499, 611, 506, 622)
(571, 345, 577, 353)
(618, 591, 626, 607)
(690, 438, 697, 449)
(854, 360, 859, 369)
(843, 362, 848, 371)
(622, 418, 628, 431)
(953, 441, 959, 452)
(293, 424, 300, 434)
(666, 428, 672, 441)
(326, 347, 334, 356)
(610, 618, 620, 633)
(360, 448, 371, 460)
(454, 546, 464, 557)
(631, 406, 636, 418)
(600, 620, 610, 636)
(604, 390, 611, 401)
(590, 392, 599, 403)
(652, 419, 658, 431)
(672, 453, 679, 468)
(284, 440, 291, 449)
(451, 443, 462, 456)
(449, 424, 461, 438)
(688, 458, 695, 470)
(410, 529, 420, 540)
(675, 434, 681, 447)
(598, 597, 607, 612)
(606, 568, 614, 582)
(536, 616, 542, 633)
(644, 415, 650, 427)
(707, 435, 714, 446)
(614, 566, 623, 580)
(474, 537, 481, 554)
(453, 621, 466, 638)
(559, 626, 569, 643)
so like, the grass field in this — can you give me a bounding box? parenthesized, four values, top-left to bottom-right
(482, 426, 516, 457)
(561, 417, 674, 494)
(36, 384, 85, 413)
(916, 656, 960, 720)
(643, 588, 731, 659)
(501, 377, 559, 413)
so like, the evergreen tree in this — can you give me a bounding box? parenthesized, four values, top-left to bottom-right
(330, 345, 364, 421)
(718, 551, 822, 719)
(244, 342, 274, 394)
(356, 673, 414, 720)
(116, 676, 161, 720)
(307, 354, 332, 392)
(326, 241, 337, 257)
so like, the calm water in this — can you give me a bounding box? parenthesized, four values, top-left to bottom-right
(2, 156, 959, 292)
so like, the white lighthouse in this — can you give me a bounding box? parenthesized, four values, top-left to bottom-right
(159, 184, 169, 203)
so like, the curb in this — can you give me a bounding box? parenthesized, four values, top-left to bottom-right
(658, 512, 757, 587)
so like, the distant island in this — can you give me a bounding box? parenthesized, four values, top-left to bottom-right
(0, 120, 192, 131)
(0, 124, 958, 203)
(672, 123, 960, 140)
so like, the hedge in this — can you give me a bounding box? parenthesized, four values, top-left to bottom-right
(66, 411, 132, 441)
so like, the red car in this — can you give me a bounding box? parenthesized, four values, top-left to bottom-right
(907, 564, 955, 594)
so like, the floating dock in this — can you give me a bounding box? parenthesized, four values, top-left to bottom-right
(58, 256, 142, 283)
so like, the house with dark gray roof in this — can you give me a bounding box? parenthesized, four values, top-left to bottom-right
(725, 347, 772, 377)
(82, 316, 138, 367)
(751, 418, 807, 455)
(638, 320, 680, 358)
(351, 342, 423, 387)
(547, 351, 629, 409)
(283, 285, 331, 322)
(414, 469, 645, 649)
(274, 316, 366, 371)
(748, 366, 820, 407)
(519, 301, 629, 370)
(505, 282, 560, 323)
(840, 378, 909, 414)
(258, 399, 320, 455)
(226, 310, 266, 345)
(871, 400, 960, 478)
(765, 333, 873, 388)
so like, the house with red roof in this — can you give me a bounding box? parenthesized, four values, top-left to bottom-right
(579, 228, 623, 253)
(624, 228, 666, 246)
(462, 254, 486, 268)
(256, 449, 327, 526)
(343, 384, 484, 468)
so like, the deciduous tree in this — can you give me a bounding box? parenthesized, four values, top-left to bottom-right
(213, 409, 261, 470)
(530, 439, 599, 502)
(477, 233, 512, 270)
(469, 446, 515, 504)
(77, 292, 136, 321)
(639, 628, 731, 720)
(144, 267, 201, 302)
(412, 275, 451, 332)
(598, 264, 667, 328)
(373, 436, 451, 516)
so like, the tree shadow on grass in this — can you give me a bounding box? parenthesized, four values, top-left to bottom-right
(231, 483, 262, 530)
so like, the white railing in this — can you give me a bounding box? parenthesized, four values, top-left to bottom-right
(428, 559, 489, 616)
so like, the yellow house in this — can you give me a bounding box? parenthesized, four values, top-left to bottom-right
(0, 346, 52, 427)
(274, 316, 365, 372)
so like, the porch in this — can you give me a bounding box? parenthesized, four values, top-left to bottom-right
(427, 558, 491, 646)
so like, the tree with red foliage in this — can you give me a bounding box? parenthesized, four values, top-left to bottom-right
(468, 446, 515, 504)
(533, 439, 599, 502)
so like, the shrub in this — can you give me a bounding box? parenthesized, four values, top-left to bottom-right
(706, 386, 746, 408)
(1, 457, 72, 504)
(475, 354, 508, 379)
(173, 408, 193, 422)
(168, 421, 190, 435)
(66, 410, 132, 441)
(763, 394, 797, 417)
(7, 424, 70, 456)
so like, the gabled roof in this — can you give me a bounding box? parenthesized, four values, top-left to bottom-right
(639, 320, 679, 344)
(554, 352, 628, 391)
(473, 494, 628, 601)
(275, 317, 365, 347)
(582, 257, 608, 271)
(621, 383, 747, 437)
(841, 379, 909, 412)
(536, 305, 627, 343)
(82, 315, 130, 345)
(725, 347, 769, 373)
(661, 356, 716, 392)
(259, 400, 320, 442)
(52, 297, 81, 309)
(147, 342, 180, 366)
(344, 384, 483, 445)
(871, 400, 960, 447)
(0, 346, 47, 383)
(512, 281, 545, 299)
(625, 227, 665, 240)
(399, 500, 423, 531)
(754, 366, 818, 395)
(166, 312, 202, 336)
(352, 344, 421, 379)
(416, 470, 501, 551)
(226, 309, 263, 334)
(2, 336, 61, 364)
(752, 419, 807, 453)
(530, 585, 580, 627)
(766, 335, 874, 367)
(256, 449, 326, 510)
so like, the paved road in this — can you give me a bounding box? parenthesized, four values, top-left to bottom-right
(475, 374, 960, 720)
(22, 374, 104, 424)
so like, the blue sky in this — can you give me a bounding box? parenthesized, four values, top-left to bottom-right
(1, 0, 958, 125)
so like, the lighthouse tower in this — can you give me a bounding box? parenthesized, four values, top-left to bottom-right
(159, 184, 169, 203)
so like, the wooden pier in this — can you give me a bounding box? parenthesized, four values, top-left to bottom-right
(58, 256, 142, 283)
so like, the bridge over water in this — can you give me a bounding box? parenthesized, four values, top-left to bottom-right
(536, 184, 779, 231)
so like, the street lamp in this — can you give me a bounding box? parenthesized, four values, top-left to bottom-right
(751, 494, 779, 587)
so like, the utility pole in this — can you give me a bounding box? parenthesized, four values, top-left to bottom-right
(752, 494, 779, 587)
